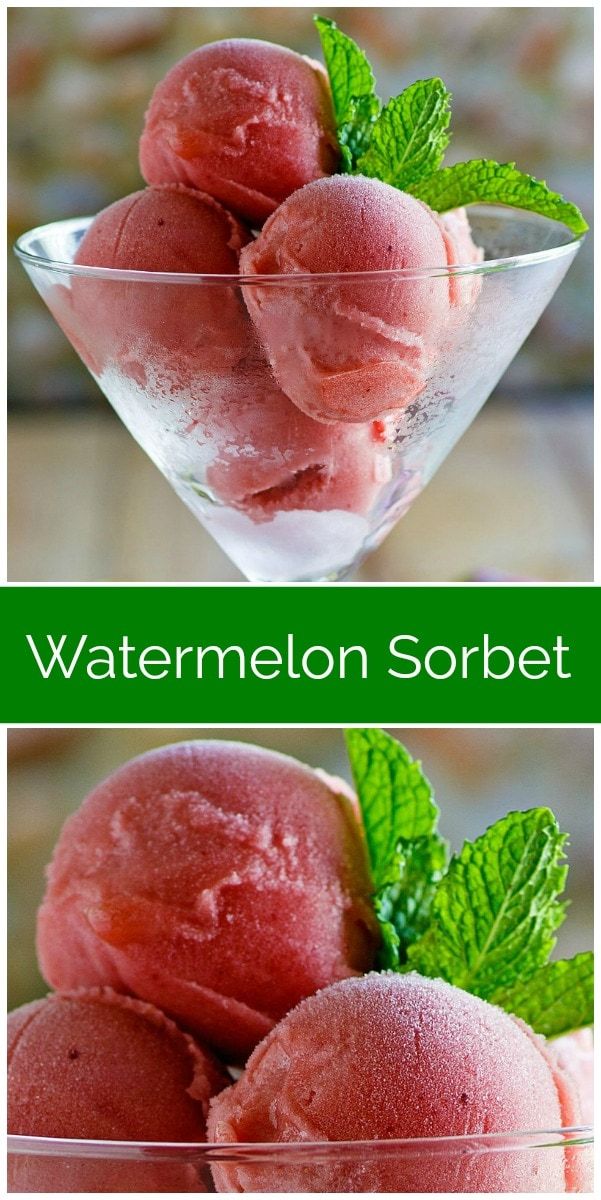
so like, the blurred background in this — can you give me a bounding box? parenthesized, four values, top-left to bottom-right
(8, 6, 593, 581)
(7, 726, 593, 1012)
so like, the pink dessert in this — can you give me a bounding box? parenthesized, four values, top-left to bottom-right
(51, 185, 390, 524)
(61, 183, 251, 381)
(204, 355, 391, 520)
(139, 39, 339, 225)
(240, 175, 481, 423)
(8, 987, 228, 1191)
(37, 741, 379, 1061)
(437, 206, 485, 306)
(208, 972, 584, 1192)
(74, 184, 249, 274)
(554, 1028, 594, 1125)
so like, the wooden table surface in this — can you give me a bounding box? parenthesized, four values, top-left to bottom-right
(8, 398, 593, 582)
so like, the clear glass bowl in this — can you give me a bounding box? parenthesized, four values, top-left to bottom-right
(7, 1127, 593, 1192)
(15, 210, 582, 582)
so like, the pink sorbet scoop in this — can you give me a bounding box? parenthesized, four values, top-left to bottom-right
(204, 353, 392, 520)
(208, 972, 586, 1193)
(139, 39, 339, 224)
(55, 184, 251, 382)
(8, 987, 228, 1191)
(36, 741, 379, 1061)
(240, 174, 482, 423)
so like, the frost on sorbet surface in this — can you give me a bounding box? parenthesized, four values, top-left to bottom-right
(37, 741, 379, 1060)
(209, 972, 583, 1192)
(8, 987, 228, 1191)
(139, 39, 339, 224)
(240, 175, 481, 424)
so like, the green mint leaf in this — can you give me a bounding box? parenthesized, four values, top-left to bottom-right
(357, 78, 451, 189)
(339, 94, 382, 171)
(409, 159, 588, 234)
(345, 729, 448, 966)
(314, 15, 381, 171)
(407, 808, 568, 998)
(314, 15, 378, 124)
(373, 892, 402, 970)
(491, 952, 593, 1039)
(345, 728, 440, 883)
(375, 834, 449, 968)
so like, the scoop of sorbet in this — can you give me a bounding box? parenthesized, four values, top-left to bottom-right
(55, 184, 251, 382)
(205, 353, 392, 521)
(240, 175, 482, 423)
(8, 987, 228, 1191)
(37, 741, 379, 1061)
(139, 39, 339, 224)
(208, 972, 586, 1192)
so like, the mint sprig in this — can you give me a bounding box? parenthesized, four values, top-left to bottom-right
(357, 79, 452, 190)
(345, 732, 592, 1034)
(315, 15, 588, 233)
(314, 16, 381, 171)
(406, 808, 568, 998)
(491, 952, 593, 1039)
(345, 729, 448, 966)
(409, 160, 588, 234)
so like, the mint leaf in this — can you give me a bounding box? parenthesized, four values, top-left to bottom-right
(314, 16, 378, 126)
(338, 94, 382, 172)
(345, 729, 448, 965)
(357, 78, 451, 190)
(375, 835, 448, 968)
(410, 159, 588, 234)
(491, 952, 593, 1039)
(314, 15, 381, 171)
(374, 891, 403, 970)
(407, 808, 568, 998)
(345, 728, 440, 882)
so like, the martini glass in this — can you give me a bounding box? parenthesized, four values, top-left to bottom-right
(7, 1127, 593, 1191)
(15, 209, 582, 582)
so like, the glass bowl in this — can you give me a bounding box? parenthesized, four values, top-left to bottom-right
(7, 1127, 593, 1192)
(15, 209, 582, 582)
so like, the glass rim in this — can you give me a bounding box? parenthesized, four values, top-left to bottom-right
(7, 1126, 593, 1161)
(14, 206, 584, 287)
